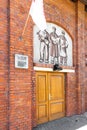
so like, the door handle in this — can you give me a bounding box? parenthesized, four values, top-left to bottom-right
(49, 93, 50, 100)
(49, 93, 52, 100)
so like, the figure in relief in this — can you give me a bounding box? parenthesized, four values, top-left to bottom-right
(59, 31, 68, 65)
(50, 27, 59, 64)
(37, 30, 50, 63)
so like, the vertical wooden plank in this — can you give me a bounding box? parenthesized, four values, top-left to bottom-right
(36, 72, 49, 124)
(48, 72, 65, 121)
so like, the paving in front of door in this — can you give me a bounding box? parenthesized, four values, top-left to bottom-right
(33, 113, 87, 130)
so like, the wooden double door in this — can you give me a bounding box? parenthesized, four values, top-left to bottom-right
(36, 72, 65, 124)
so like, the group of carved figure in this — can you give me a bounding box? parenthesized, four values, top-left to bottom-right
(37, 26, 68, 65)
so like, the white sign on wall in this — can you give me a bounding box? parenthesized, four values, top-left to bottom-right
(33, 22, 73, 66)
(15, 54, 28, 69)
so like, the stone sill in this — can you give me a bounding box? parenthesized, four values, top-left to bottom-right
(33, 63, 75, 73)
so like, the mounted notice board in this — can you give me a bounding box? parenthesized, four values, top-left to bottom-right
(15, 54, 28, 69)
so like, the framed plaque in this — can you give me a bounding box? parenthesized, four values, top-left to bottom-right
(15, 54, 28, 69)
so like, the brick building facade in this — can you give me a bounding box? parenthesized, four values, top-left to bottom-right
(0, 0, 87, 130)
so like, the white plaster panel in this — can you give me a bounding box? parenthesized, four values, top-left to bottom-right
(33, 23, 73, 66)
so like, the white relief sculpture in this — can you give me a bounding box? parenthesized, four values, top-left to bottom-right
(34, 23, 73, 66)
(50, 27, 59, 64)
(58, 31, 68, 65)
(37, 30, 50, 63)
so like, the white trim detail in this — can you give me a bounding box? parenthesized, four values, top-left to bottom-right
(34, 66, 75, 73)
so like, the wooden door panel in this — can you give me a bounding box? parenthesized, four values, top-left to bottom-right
(36, 72, 65, 124)
(38, 104, 48, 119)
(50, 102, 64, 114)
(57, 76, 64, 99)
(48, 73, 65, 121)
(38, 75, 47, 103)
(49, 102, 65, 120)
(36, 72, 48, 124)
(50, 76, 59, 100)
(50, 75, 64, 100)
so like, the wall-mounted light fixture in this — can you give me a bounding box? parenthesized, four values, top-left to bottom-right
(53, 64, 63, 71)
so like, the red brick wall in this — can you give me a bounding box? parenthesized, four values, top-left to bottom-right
(32, 1, 87, 127)
(9, 0, 33, 130)
(65, 73, 77, 116)
(75, 1, 86, 114)
(32, 0, 77, 127)
(85, 11, 87, 111)
(0, 0, 87, 130)
(0, 0, 9, 129)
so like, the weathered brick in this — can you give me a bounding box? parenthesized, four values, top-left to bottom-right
(0, 0, 87, 130)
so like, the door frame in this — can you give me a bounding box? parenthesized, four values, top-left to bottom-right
(36, 71, 66, 124)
